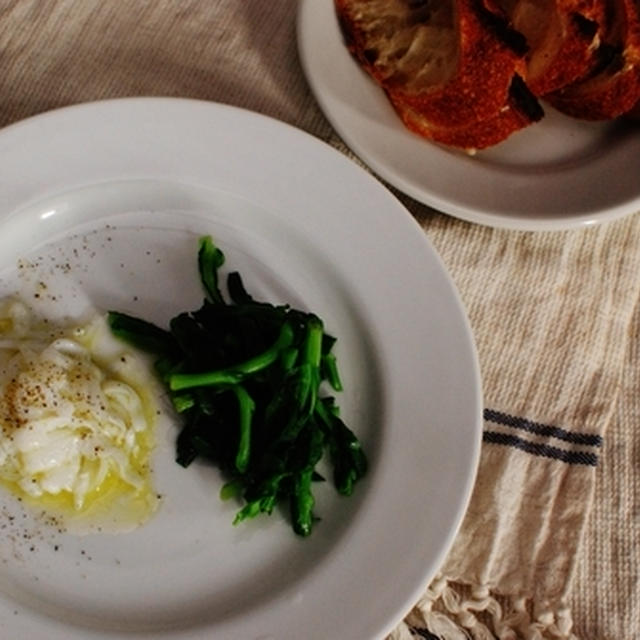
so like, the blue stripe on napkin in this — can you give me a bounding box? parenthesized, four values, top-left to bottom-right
(483, 408, 601, 466)
(483, 409, 602, 446)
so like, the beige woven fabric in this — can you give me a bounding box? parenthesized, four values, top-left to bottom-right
(389, 214, 640, 639)
(1, 1, 638, 638)
(571, 296, 640, 639)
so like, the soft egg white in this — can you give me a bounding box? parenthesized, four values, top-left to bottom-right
(0, 298, 161, 534)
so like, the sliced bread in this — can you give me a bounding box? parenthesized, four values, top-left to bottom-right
(545, 0, 640, 119)
(390, 73, 544, 151)
(336, 0, 534, 129)
(499, 0, 608, 96)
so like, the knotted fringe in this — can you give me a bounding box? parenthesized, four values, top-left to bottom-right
(389, 575, 578, 640)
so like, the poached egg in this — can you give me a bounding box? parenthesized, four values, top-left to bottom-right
(0, 298, 160, 534)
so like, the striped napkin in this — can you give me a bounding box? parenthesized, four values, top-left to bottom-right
(389, 212, 640, 639)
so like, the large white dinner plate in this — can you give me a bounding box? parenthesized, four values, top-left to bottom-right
(0, 98, 482, 640)
(297, 0, 640, 231)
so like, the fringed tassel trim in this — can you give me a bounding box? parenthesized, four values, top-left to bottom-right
(389, 575, 578, 640)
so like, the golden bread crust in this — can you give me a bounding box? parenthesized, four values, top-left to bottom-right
(337, 0, 530, 128)
(545, 0, 640, 118)
(335, 0, 637, 148)
(502, 0, 608, 96)
(390, 74, 544, 151)
(389, 0, 529, 127)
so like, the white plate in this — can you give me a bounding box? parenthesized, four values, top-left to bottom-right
(297, 0, 640, 231)
(0, 98, 482, 640)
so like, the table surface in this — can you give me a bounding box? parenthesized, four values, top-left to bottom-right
(0, 2, 638, 639)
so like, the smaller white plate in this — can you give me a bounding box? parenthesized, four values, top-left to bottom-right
(297, 0, 640, 231)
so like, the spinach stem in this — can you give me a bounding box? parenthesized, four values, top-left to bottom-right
(302, 315, 324, 368)
(232, 385, 254, 473)
(198, 235, 225, 304)
(168, 322, 294, 391)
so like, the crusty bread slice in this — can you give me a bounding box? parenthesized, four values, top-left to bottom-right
(336, 0, 532, 129)
(390, 73, 544, 151)
(499, 0, 607, 96)
(335, 0, 458, 90)
(545, 0, 640, 119)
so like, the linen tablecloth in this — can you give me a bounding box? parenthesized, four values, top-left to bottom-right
(1, 2, 638, 638)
